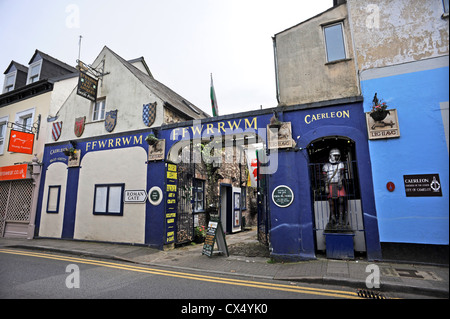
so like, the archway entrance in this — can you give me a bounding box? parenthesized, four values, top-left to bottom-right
(166, 132, 269, 245)
(307, 136, 366, 255)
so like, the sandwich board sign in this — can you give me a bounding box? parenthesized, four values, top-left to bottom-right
(202, 220, 229, 257)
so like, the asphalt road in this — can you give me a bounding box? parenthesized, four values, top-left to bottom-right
(0, 248, 363, 301)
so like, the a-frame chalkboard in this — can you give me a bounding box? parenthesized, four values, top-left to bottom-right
(202, 220, 229, 257)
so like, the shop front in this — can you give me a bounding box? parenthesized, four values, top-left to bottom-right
(35, 98, 382, 260)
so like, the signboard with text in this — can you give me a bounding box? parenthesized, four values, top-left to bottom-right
(8, 130, 34, 154)
(77, 71, 98, 102)
(0, 164, 28, 181)
(165, 163, 178, 244)
(404, 174, 442, 197)
(202, 220, 229, 257)
(272, 185, 294, 208)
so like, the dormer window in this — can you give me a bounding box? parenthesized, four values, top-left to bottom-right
(27, 60, 42, 84)
(3, 72, 16, 93)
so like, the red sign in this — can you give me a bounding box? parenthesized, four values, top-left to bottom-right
(0, 164, 28, 181)
(8, 130, 35, 154)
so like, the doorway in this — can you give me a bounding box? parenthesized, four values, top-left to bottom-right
(220, 184, 242, 234)
(307, 136, 366, 254)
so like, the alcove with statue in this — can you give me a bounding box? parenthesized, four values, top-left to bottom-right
(307, 136, 366, 259)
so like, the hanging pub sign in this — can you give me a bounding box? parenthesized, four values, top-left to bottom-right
(403, 174, 442, 197)
(165, 163, 178, 244)
(8, 129, 34, 155)
(77, 71, 98, 102)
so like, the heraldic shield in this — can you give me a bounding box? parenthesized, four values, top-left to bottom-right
(52, 121, 63, 141)
(143, 102, 157, 127)
(105, 110, 118, 132)
(74, 116, 86, 137)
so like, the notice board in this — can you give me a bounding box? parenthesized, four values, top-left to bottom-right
(165, 163, 178, 244)
(202, 220, 229, 257)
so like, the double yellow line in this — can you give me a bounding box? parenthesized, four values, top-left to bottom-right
(0, 248, 361, 299)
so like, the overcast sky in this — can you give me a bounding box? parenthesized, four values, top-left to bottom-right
(0, 0, 332, 116)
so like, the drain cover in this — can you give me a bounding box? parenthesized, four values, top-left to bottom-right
(357, 289, 386, 299)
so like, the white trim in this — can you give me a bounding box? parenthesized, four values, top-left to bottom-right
(0, 115, 9, 155)
(27, 60, 42, 84)
(3, 71, 17, 93)
(14, 107, 35, 132)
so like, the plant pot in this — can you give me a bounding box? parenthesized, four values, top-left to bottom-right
(146, 134, 159, 145)
(370, 110, 389, 122)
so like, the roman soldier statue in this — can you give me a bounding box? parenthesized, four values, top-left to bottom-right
(323, 148, 348, 230)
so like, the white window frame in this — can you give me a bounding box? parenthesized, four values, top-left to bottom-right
(3, 71, 16, 93)
(0, 115, 9, 155)
(322, 22, 347, 63)
(14, 108, 35, 133)
(92, 98, 106, 122)
(27, 60, 42, 84)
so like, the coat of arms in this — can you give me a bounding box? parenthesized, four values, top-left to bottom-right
(52, 121, 63, 141)
(105, 110, 118, 132)
(143, 102, 157, 127)
(74, 116, 86, 137)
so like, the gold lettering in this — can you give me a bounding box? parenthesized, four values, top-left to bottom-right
(343, 110, 350, 118)
(331, 112, 335, 118)
(244, 117, 257, 129)
(115, 138, 121, 147)
(92, 141, 97, 149)
(108, 139, 114, 148)
(182, 127, 189, 138)
(218, 122, 225, 133)
(133, 135, 142, 145)
(305, 115, 311, 124)
(206, 123, 214, 135)
(171, 128, 180, 140)
(122, 136, 131, 145)
(336, 111, 342, 118)
(86, 142, 91, 151)
(191, 124, 203, 136)
(227, 119, 241, 130)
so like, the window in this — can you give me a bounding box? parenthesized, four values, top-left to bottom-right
(47, 185, 61, 213)
(14, 108, 35, 133)
(193, 179, 205, 212)
(93, 184, 125, 215)
(92, 98, 106, 121)
(3, 72, 16, 93)
(443, 0, 449, 14)
(323, 22, 346, 63)
(0, 116, 8, 155)
(27, 61, 42, 84)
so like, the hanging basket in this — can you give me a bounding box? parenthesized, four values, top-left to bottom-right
(370, 110, 389, 122)
(145, 133, 159, 145)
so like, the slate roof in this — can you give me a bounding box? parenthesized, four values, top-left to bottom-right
(105, 46, 210, 120)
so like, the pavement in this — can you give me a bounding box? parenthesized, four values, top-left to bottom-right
(0, 228, 448, 298)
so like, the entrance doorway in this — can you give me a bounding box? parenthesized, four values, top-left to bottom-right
(307, 136, 366, 254)
(220, 184, 242, 234)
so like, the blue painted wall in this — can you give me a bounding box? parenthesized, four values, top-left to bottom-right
(361, 65, 449, 245)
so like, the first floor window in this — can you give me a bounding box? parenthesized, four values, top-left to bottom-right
(93, 184, 124, 215)
(323, 22, 346, 62)
(92, 98, 106, 121)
